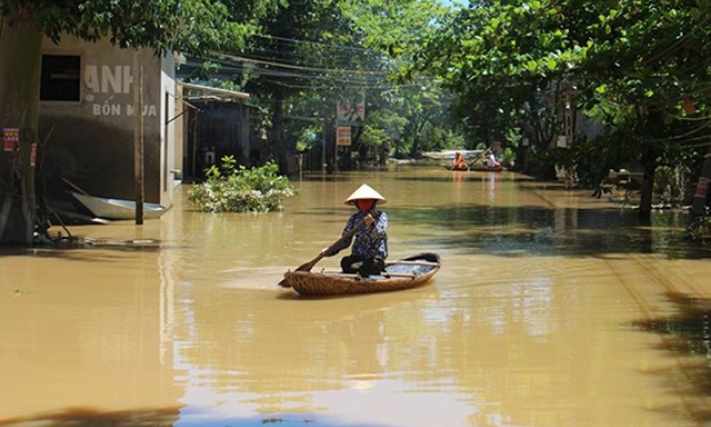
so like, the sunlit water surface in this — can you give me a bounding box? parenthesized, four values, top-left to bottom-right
(2, 166, 711, 427)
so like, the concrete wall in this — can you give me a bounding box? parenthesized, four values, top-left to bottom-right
(172, 86, 185, 192)
(39, 36, 179, 205)
(159, 53, 179, 206)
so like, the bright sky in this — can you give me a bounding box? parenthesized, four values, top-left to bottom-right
(438, 0, 465, 9)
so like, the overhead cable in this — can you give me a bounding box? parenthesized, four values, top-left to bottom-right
(210, 51, 393, 76)
(249, 33, 375, 53)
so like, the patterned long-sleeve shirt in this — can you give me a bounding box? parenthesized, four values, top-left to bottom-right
(326, 210, 388, 260)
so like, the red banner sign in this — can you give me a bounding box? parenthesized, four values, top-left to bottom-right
(3, 128, 19, 152)
(694, 177, 709, 198)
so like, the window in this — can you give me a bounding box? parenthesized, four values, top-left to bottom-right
(40, 55, 80, 101)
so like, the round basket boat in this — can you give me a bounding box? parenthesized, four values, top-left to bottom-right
(282, 252, 441, 296)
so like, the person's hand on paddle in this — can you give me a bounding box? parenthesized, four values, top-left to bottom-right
(364, 213, 375, 227)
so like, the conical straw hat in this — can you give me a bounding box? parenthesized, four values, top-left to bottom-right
(344, 184, 387, 205)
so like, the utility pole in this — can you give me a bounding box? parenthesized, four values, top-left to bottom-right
(132, 49, 144, 225)
(322, 120, 326, 172)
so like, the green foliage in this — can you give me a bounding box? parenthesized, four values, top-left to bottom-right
(295, 127, 319, 152)
(430, 129, 466, 151)
(342, 0, 449, 60)
(188, 156, 295, 213)
(1, 0, 276, 55)
(359, 125, 389, 148)
(499, 147, 516, 169)
(409, 1, 577, 156)
(686, 213, 711, 243)
(166, 0, 468, 169)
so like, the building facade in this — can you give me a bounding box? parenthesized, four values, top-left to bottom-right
(39, 36, 183, 208)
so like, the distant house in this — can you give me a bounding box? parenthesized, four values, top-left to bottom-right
(180, 83, 255, 181)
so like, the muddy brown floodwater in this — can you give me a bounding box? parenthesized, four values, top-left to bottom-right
(2, 166, 711, 427)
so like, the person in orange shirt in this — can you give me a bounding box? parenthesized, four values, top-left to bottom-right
(452, 152, 468, 171)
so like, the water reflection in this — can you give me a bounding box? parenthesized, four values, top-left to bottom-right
(635, 293, 711, 380)
(172, 283, 443, 422)
(632, 292, 711, 423)
(0, 408, 180, 427)
(390, 204, 709, 259)
(3, 166, 711, 427)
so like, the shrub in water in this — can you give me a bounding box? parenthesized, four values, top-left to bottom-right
(188, 156, 295, 213)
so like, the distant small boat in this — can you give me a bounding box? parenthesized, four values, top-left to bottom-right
(469, 164, 503, 172)
(422, 150, 484, 162)
(281, 252, 441, 296)
(444, 163, 502, 172)
(444, 164, 470, 171)
(71, 192, 168, 220)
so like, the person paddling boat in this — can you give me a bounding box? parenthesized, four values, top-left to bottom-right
(321, 184, 388, 277)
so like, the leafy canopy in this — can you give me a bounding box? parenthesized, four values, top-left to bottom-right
(0, 0, 278, 54)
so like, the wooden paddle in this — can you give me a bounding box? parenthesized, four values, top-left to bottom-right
(278, 215, 372, 288)
(61, 177, 91, 196)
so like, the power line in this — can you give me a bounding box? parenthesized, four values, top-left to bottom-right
(185, 58, 387, 85)
(249, 33, 375, 53)
(234, 47, 380, 70)
(262, 78, 425, 90)
(210, 51, 393, 76)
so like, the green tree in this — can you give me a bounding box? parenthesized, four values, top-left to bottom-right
(414, 0, 711, 221)
(206, 0, 457, 172)
(336, 0, 457, 164)
(183, 0, 460, 172)
(412, 1, 578, 173)
(0, 0, 270, 244)
(575, 1, 711, 220)
(343, 0, 448, 59)
(236, 0, 361, 173)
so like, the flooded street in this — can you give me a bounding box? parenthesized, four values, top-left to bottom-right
(3, 166, 711, 427)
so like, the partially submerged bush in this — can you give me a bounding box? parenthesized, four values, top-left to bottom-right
(188, 156, 295, 213)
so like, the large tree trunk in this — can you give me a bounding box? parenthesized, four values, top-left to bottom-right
(409, 116, 430, 158)
(0, 12, 42, 245)
(637, 151, 657, 223)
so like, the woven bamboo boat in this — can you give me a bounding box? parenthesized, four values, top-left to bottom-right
(443, 164, 469, 171)
(443, 164, 502, 172)
(282, 252, 441, 296)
